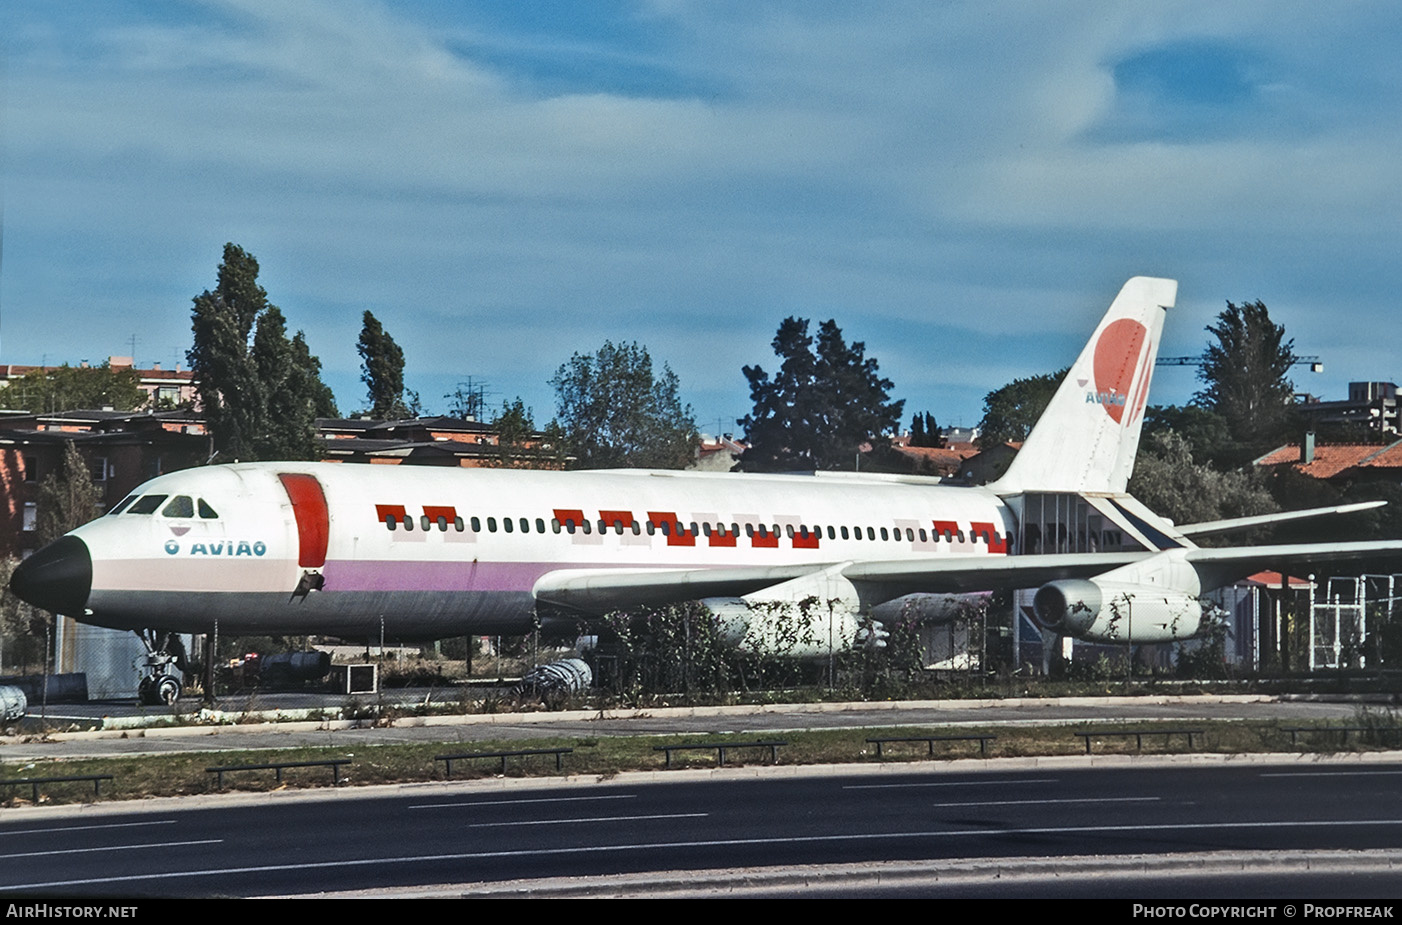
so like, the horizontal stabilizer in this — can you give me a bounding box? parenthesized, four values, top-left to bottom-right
(1176, 501, 1387, 537)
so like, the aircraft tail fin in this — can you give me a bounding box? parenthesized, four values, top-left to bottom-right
(992, 276, 1176, 495)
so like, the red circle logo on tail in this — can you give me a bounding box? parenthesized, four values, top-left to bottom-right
(1092, 319, 1147, 424)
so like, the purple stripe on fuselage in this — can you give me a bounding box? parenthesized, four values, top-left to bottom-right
(321, 559, 567, 593)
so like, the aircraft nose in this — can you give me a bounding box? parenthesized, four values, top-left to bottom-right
(9, 536, 92, 615)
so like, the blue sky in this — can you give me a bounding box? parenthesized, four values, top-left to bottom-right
(2, 2, 1398, 436)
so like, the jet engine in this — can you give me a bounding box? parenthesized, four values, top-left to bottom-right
(1033, 578, 1204, 643)
(701, 563, 884, 658)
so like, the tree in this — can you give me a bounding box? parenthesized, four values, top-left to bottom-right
(550, 342, 698, 469)
(1195, 300, 1297, 448)
(1128, 431, 1276, 534)
(908, 411, 944, 448)
(188, 244, 335, 460)
(36, 441, 100, 546)
(738, 318, 904, 471)
(3, 364, 146, 413)
(976, 368, 1067, 449)
(358, 311, 411, 420)
(484, 398, 561, 469)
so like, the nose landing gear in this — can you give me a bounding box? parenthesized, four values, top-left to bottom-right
(135, 630, 187, 706)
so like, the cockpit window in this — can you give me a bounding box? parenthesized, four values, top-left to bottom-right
(198, 499, 219, 519)
(162, 496, 195, 518)
(108, 495, 137, 516)
(127, 494, 168, 515)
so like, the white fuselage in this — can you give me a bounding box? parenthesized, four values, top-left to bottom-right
(70, 462, 1016, 639)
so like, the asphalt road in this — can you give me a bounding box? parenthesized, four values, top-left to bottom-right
(5, 759, 1402, 898)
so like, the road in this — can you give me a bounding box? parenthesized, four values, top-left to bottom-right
(4, 758, 1402, 897)
(4, 694, 1402, 897)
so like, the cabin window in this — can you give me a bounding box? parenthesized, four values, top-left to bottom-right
(840, 526, 849, 540)
(919, 528, 928, 542)
(536, 518, 546, 533)
(520, 518, 530, 533)
(879, 527, 889, 541)
(866, 527, 875, 540)
(551, 518, 561, 534)
(702, 523, 712, 537)
(503, 518, 514, 533)
(128, 495, 168, 515)
(454, 516, 465, 532)
(420, 516, 432, 531)
(435, 516, 448, 531)
(471, 516, 481, 532)
(487, 517, 498, 532)
(632, 521, 642, 535)
(403, 516, 414, 532)
(827, 526, 836, 540)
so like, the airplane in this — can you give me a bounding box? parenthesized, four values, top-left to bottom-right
(11, 276, 1401, 703)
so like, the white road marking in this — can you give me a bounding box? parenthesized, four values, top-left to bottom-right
(1263, 771, 1402, 778)
(468, 813, 707, 828)
(0, 839, 221, 860)
(409, 794, 637, 810)
(15, 818, 1402, 891)
(0, 820, 178, 837)
(844, 778, 1058, 789)
(932, 797, 1160, 808)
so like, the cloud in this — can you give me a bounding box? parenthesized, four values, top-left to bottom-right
(2, 1, 1398, 426)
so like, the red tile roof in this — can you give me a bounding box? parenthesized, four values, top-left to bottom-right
(1254, 442, 1402, 479)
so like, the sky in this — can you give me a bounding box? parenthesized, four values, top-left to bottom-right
(1, 1, 1398, 436)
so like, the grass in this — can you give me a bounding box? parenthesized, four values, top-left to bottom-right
(4, 714, 1402, 808)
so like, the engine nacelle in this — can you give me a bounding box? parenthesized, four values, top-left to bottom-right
(1032, 579, 1204, 643)
(702, 563, 880, 658)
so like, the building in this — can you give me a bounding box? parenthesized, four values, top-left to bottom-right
(317, 416, 563, 468)
(1297, 381, 1400, 438)
(0, 356, 199, 410)
(1254, 438, 1402, 486)
(0, 410, 211, 560)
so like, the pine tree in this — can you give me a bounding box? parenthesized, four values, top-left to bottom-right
(36, 441, 99, 545)
(188, 244, 336, 461)
(738, 318, 904, 471)
(358, 311, 410, 420)
(1195, 300, 1297, 447)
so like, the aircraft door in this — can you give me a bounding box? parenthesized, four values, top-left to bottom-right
(278, 472, 329, 599)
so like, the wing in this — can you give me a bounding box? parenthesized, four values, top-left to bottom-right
(533, 540, 1402, 615)
(532, 550, 1150, 614)
(1182, 539, 1402, 588)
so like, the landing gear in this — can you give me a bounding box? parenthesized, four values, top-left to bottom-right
(135, 630, 187, 706)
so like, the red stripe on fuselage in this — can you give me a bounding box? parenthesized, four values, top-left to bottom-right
(279, 473, 330, 569)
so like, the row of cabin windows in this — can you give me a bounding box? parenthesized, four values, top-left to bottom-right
(108, 493, 219, 519)
(381, 512, 1004, 547)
